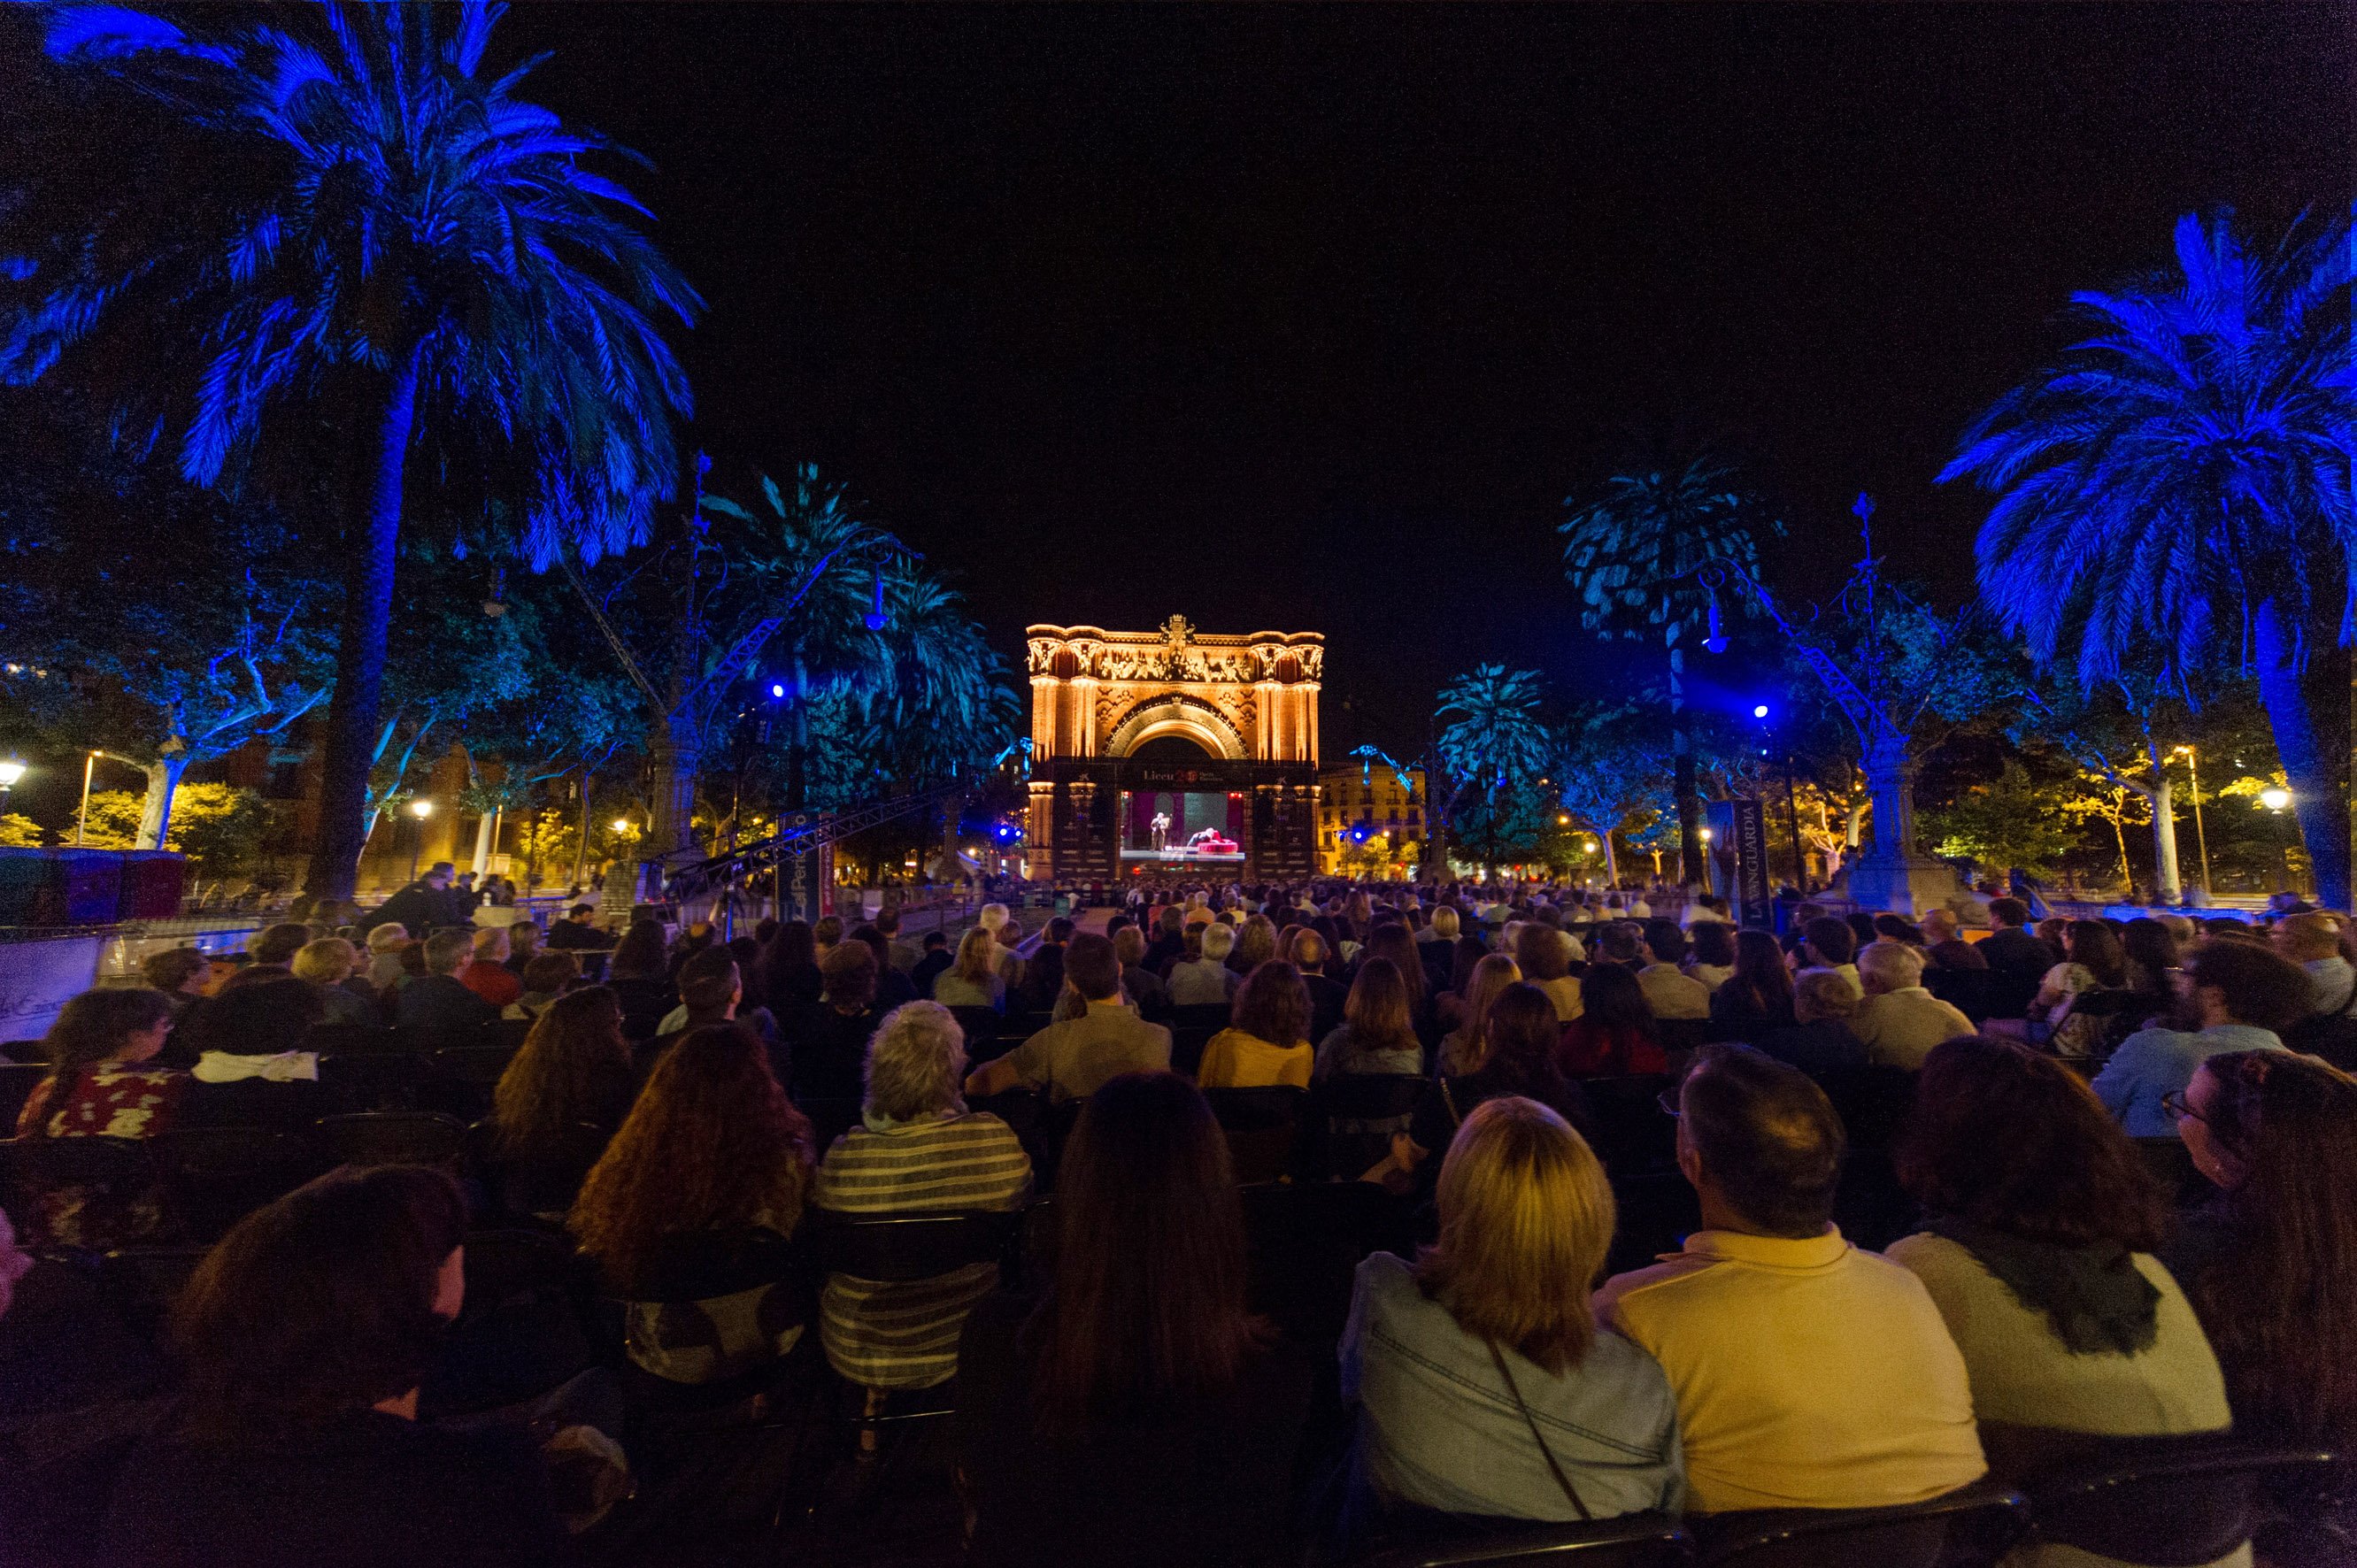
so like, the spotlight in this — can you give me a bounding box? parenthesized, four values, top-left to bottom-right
(771, 682, 785, 698)
(1752, 703, 1770, 719)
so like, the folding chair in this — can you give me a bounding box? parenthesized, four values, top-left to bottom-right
(158, 1124, 316, 1241)
(1315, 1073, 1430, 1181)
(1698, 1480, 2028, 1567)
(2001, 1431, 2340, 1567)
(428, 1044, 519, 1119)
(318, 1051, 434, 1114)
(1350, 1511, 1693, 1567)
(303, 1021, 406, 1057)
(947, 1005, 1005, 1062)
(0, 1133, 158, 1211)
(1203, 1086, 1308, 1185)
(1241, 1180, 1413, 1341)
(312, 1110, 468, 1169)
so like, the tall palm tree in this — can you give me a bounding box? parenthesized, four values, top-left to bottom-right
(1943, 210, 2356, 909)
(3, 4, 700, 899)
(1562, 456, 1777, 889)
(1436, 664, 1551, 875)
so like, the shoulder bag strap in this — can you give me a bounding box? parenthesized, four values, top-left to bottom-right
(1440, 1076, 1464, 1129)
(1485, 1338, 1591, 1521)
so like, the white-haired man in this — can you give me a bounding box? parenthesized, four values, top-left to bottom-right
(1848, 942, 1974, 1070)
(816, 1001, 1032, 1390)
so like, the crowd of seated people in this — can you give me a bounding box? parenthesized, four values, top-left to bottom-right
(5, 878, 2357, 1565)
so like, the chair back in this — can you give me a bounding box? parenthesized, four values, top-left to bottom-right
(312, 1110, 467, 1168)
(1, 1039, 45, 1065)
(1654, 1017, 1712, 1057)
(0, 1061, 50, 1129)
(1699, 1480, 2027, 1567)
(158, 1124, 315, 1241)
(794, 1096, 865, 1157)
(488, 1016, 535, 1050)
(1170, 1003, 1234, 1034)
(304, 1022, 404, 1056)
(2006, 1431, 2340, 1565)
(318, 1051, 433, 1113)
(1242, 1180, 1413, 1341)
(1204, 1086, 1306, 1184)
(1169, 1026, 1216, 1080)
(461, 1226, 586, 1310)
(947, 1005, 1004, 1059)
(1351, 1510, 1692, 1567)
(1, 1133, 157, 1198)
(612, 1225, 810, 1304)
(1319, 1073, 1430, 1121)
(816, 1206, 1024, 1282)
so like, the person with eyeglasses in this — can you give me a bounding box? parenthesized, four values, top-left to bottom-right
(2160, 1050, 2357, 1567)
(2089, 941, 2309, 1137)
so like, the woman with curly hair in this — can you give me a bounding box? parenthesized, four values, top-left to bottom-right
(487, 987, 639, 1218)
(15, 987, 185, 1248)
(570, 1026, 816, 1383)
(1198, 960, 1313, 1089)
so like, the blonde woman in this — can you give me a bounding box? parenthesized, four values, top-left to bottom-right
(1437, 954, 1521, 1076)
(934, 926, 1009, 1012)
(1342, 1096, 1683, 1526)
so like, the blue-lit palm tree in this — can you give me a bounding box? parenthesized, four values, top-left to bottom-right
(1943, 210, 2355, 908)
(1562, 456, 1778, 888)
(2, 4, 701, 898)
(1436, 664, 1551, 875)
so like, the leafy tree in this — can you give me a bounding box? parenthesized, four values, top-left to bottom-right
(1561, 455, 1781, 888)
(75, 781, 278, 881)
(1922, 759, 2077, 881)
(4, 3, 701, 900)
(1944, 209, 2357, 908)
(1551, 701, 1675, 888)
(0, 814, 45, 849)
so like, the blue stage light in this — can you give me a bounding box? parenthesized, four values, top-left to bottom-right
(1752, 703, 1770, 719)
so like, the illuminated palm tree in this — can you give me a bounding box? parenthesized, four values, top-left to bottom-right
(1561, 456, 1777, 888)
(1436, 664, 1550, 874)
(1943, 210, 2356, 907)
(3, 4, 700, 898)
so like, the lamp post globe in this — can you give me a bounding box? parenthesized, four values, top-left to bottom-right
(2261, 788, 2291, 811)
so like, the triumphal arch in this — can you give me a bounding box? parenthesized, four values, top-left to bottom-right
(1025, 616, 1322, 880)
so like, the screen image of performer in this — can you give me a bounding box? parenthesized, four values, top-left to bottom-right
(1151, 811, 1171, 849)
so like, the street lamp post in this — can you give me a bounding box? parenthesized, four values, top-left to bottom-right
(2260, 788, 2294, 895)
(0, 757, 24, 811)
(73, 749, 146, 847)
(408, 798, 435, 883)
(2174, 746, 2212, 903)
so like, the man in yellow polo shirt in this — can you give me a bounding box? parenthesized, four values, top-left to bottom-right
(1595, 1045, 1985, 1515)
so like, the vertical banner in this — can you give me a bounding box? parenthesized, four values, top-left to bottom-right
(1732, 796, 1773, 927)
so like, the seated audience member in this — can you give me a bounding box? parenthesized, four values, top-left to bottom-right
(1980, 896, 2059, 979)
(1796, 916, 1863, 1000)
(2272, 910, 2355, 1017)
(1315, 958, 1425, 1081)
(1113, 925, 1171, 1019)
(1198, 960, 1315, 1090)
(179, 977, 327, 1133)
(1848, 941, 1975, 1070)
(753, 919, 824, 1012)
(1991, 919, 2129, 1059)
(1344, 1097, 1682, 1526)
(489, 986, 639, 1217)
(1684, 921, 1737, 993)
(571, 1026, 816, 1383)
(1142, 905, 1189, 974)
(1558, 962, 1668, 1078)
(1436, 953, 1520, 1076)
(2119, 917, 2183, 1017)
(815, 1003, 1033, 1390)
(1708, 930, 1798, 1044)
(1288, 928, 1347, 1039)
(142, 948, 215, 1018)
(1595, 1046, 1985, 1514)
(504, 951, 581, 1021)
(2090, 941, 2306, 1137)
(1515, 923, 1583, 1023)
(13, 988, 185, 1249)
(1228, 915, 1280, 979)
(96, 1166, 563, 1568)
(1435, 936, 1497, 1033)
(457, 927, 524, 1010)
(1637, 921, 1711, 1020)
(602, 919, 680, 1041)
(500, 920, 541, 976)
(910, 929, 953, 998)
(1390, 986, 1591, 1195)
(652, 947, 777, 1054)
(293, 937, 377, 1027)
(363, 923, 412, 990)
(848, 924, 920, 1011)
(1361, 924, 1437, 1039)
(1169, 921, 1244, 1006)
(1017, 917, 1075, 1013)
(1920, 908, 1986, 972)
(934, 926, 1010, 1012)
(975, 903, 1025, 989)
(957, 1072, 1313, 1568)
(1888, 1040, 2232, 1487)
(2162, 1049, 2357, 1563)
(544, 903, 605, 952)
(966, 934, 1173, 1104)
(781, 941, 887, 1103)
(1757, 971, 1869, 1072)
(246, 921, 312, 970)
(396, 930, 497, 1036)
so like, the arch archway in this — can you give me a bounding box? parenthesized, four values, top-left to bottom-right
(1104, 696, 1247, 761)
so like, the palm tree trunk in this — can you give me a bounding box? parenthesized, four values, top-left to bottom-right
(2255, 603, 2353, 909)
(1668, 626, 1704, 890)
(2138, 751, 2182, 904)
(303, 357, 419, 902)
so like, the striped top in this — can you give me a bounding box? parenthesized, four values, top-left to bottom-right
(815, 1111, 1033, 1389)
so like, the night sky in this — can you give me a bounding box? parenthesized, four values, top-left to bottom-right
(441, 5, 2347, 749)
